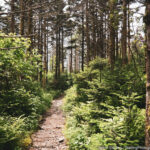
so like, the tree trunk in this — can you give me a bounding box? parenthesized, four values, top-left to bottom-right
(99, 13, 104, 58)
(19, 0, 24, 35)
(55, 30, 58, 79)
(42, 19, 47, 88)
(91, 1, 96, 59)
(86, 0, 91, 64)
(70, 33, 73, 73)
(145, 0, 150, 146)
(58, 27, 61, 77)
(81, 4, 85, 71)
(61, 27, 64, 72)
(27, 0, 33, 53)
(109, 0, 115, 69)
(122, 0, 128, 65)
(37, 15, 41, 82)
(128, 2, 131, 63)
(46, 25, 49, 74)
(40, 18, 43, 82)
(10, 0, 15, 33)
(74, 43, 77, 73)
(116, 30, 119, 59)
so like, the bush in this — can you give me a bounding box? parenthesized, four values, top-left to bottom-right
(46, 72, 72, 92)
(63, 86, 79, 113)
(0, 33, 53, 149)
(64, 58, 145, 149)
(0, 116, 26, 150)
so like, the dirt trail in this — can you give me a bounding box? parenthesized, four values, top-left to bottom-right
(29, 96, 68, 150)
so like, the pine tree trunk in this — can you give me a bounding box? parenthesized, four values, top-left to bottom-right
(116, 30, 119, 59)
(19, 0, 24, 35)
(70, 33, 73, 73)
(91, 1, 96, 59)
(122, 0, 127, 64)
(40, 18, 43, 82)
(27, 0, 33, 53)
(145, 0, 150, 146)
(128, 3, 131, 63)
(46, 25, 49, 74)
(58, 27, 61, 77)
(61, 27, 64, 72)
(42, 19, 47, 88)
(55, 30, 58, 79)
(81, 5, 85, 71)
(10, 0, 15, 33)
(109, 0, 115, 69)
(86, 0, 91, 64)
(37, 16, 41, 82)
(75, 43, 77, 73)
(104, 12, 107, 58)
(99, 13, 104, 58)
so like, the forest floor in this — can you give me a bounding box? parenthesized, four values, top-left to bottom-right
(29, 96, 68, 150)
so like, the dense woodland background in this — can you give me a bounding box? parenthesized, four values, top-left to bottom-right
(1, 0, 150, 149)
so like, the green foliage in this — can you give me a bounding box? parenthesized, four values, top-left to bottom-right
(46, 72, 73, 98)
(0, 116, 26, 150)
(64, 57, 146, 149)
(0, 33, 53, 149)
(47, 73, 72, 90)
(63, 86, 78, 113)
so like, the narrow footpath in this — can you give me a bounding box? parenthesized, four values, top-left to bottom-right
(29, 96, 68, 150)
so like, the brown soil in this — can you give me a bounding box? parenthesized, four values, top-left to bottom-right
(29, 96, 68, 150)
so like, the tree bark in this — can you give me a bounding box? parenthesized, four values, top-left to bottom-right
(70, 33, 73, 73)
(42, 19, 47, 88)
(122, 0, 128, 65)
(109, 0, 115, 69)
(19, 0, 24, 35)
(81, 4, 85, 71)
(127, 2, 131, 63)
(145, 0, 150, 146)
(58, 27, 61, 77)
(61, 27, 64, 72)
(116, 30, 119, 59)
(10, 0, 15, 33)
(40, 18, 43, 82)
(86, 0, 91, 64)
(27, 0, 33, 53)
(55, 30, 58, 79)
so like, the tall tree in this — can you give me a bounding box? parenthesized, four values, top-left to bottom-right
(122, 0, 128, 64)
(109, 0, 116, 69)
(81, 3, 85, 71)
(127, 2, 131, 63)
(42, 18, 47, 88)
(145, 0, 150, 146)
(10, 0, 15, 33)
(19, 0, 25, 35)
(27, 0, 33, 53)
(85, 0, 91, 64)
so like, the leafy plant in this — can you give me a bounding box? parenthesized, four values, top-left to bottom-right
(64, 58, 146, 149)
(0, 33, 53, 149)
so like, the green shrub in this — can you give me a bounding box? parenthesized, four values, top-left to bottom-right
(64, 58, 146, 149)
(63, 86, 79, 113)
(0, 116, 26, 150)
(46, 72, 73, 92)
(0, 33, 53, 149)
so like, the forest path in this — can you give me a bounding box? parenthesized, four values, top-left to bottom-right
(29, 96, 68, 150)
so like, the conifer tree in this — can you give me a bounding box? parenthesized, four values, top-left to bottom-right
(145, 0, 150, 146)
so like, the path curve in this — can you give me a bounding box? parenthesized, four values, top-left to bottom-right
(29, 96, 68, 150)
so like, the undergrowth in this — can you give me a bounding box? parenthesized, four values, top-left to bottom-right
(63, 57, 145, 149)
(0, 33, 70, 150)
